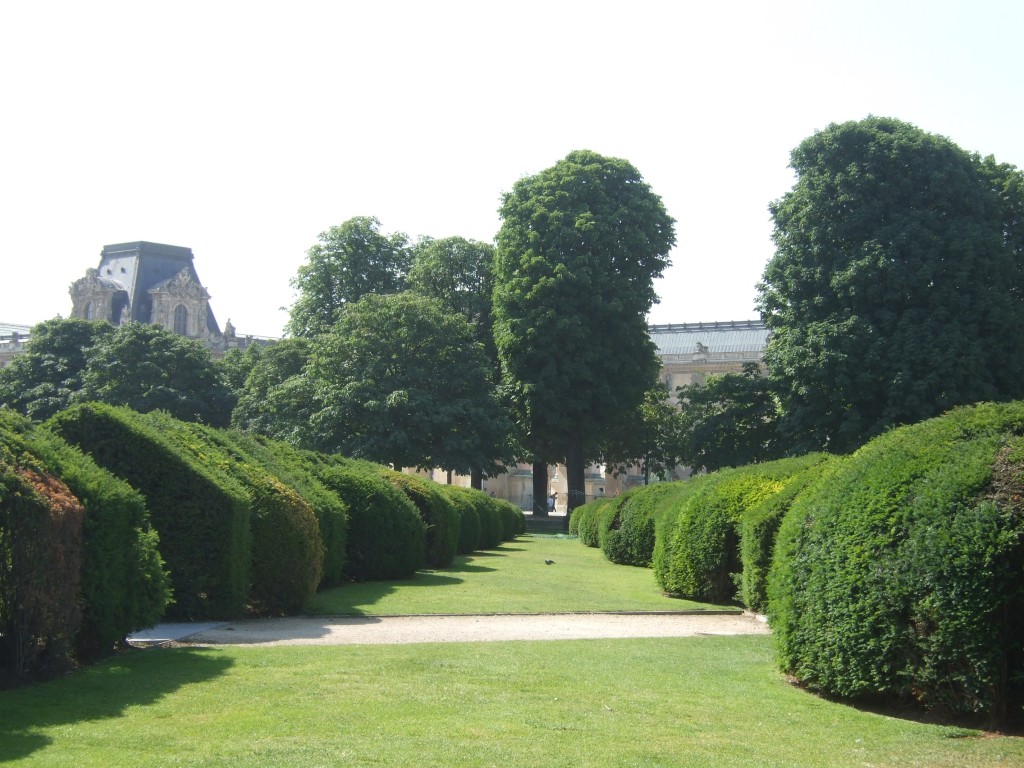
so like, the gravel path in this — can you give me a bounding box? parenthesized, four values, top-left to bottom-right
(182, 612, 770, 647)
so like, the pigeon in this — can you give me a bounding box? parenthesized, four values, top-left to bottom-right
(544, 559, 555, 565)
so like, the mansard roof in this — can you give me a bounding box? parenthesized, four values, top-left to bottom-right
(649, 319, 769, 359)
(0, 322, 32, 339)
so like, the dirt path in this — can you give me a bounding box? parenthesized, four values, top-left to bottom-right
(182, 612, 770, 647)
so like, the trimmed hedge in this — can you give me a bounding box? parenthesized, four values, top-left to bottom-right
(221, 432, 348, 588)
(138, 414, 325, 616)
(309, 456, 426, 581)
(48, 403, 252, 621)
(768, 402, 1024, 721)
(738, 456, 831, 614)
(573, 498, 614, 547)
(380, 471, 460, 569)
(438, 485, 482, 555)
(654, 456, 825, 604)
(0, 411, 169, 662)
(0, 451, 84, 684)
(598, 484, 689, 567)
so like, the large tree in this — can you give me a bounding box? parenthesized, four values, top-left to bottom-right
(286, 216, 412, 338)
(230, 338, 315, 445)
(493, 150, 675, 514)
(758, 117, 1024, 454)
(407, 236, 507, 487)
(0, 318, 113, 421)
(600, 383, 686, 485)
(675, 363, 782, 473)
(76, 322, 235, 426)
(302, 292, 509, 473)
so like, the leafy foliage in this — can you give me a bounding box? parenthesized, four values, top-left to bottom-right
(493, 149, 675, 510)
(304, 292, 508, 474)
(601, 384, 686, 484)
(77, 322, 235, 427)
(758, 117, 1024, 453)
(768, 402, 1024, 720)
(0, 318, 112, 421)
(286, 216, 412, 338)
(230, 338, 315, 444)
(598, 483, 689, 567)
(676, 363, 782, 472)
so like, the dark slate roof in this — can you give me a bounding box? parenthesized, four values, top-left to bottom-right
(649, 320, 769, 357)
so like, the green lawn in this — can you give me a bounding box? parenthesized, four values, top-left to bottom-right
(307, 535, 719, 615)
(2, 638, 1021, 767)
(1, 535, 1021, 767)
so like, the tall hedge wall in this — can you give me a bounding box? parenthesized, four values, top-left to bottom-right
(0, 448, 84, 684)
(438, 485, 482, 555)
(307, 456, 426, 581)
(223, 432, 349, 588)
(598, 483, 692, 567)
(768, 402, 1024, 721)
(48, 403, 252, 620)
(0, 412, 169, 661)
(137, 414, 324, 616)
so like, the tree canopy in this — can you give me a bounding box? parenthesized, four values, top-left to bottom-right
(230, 337, 314, 444)
(286, 216, 412, 338)
(758, 117, 1024, 454)
(676, 363, 782, 473)
(493, 149, 675, 510)
(77, 322, 235, 426)
(0, 318, 113, 421)
(302, 292, 510, 473)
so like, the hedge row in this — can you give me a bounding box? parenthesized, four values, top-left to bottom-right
(768, 402, 1024, 721)
(0, 410, 169, 683)
(654, 454, 829, 604)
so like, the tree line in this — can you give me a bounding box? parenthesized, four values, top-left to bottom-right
(3, 121, 1024, 504)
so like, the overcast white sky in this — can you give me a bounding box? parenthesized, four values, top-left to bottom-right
(2, 1, 1022, 337)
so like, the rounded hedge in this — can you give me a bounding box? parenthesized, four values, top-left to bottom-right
(381, 471, 460, 569)
(318, 460, 426, 581)
(438, 485, 482, 555)
(768, 402, 1024, 721)
(598, 484, 685, 567)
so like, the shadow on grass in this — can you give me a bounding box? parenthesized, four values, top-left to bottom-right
(0, 647, 233, 762)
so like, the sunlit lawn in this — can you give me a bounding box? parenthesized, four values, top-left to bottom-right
(306, 534, 721, 615)
(2, 535, 1022, 766)
(3, 637, 1022, 767)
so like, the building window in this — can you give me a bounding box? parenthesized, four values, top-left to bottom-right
(173, 304, 188, 335)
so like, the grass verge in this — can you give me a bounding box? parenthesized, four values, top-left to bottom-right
(2, 636, 1021, 767)
(306, 535, 719, 615)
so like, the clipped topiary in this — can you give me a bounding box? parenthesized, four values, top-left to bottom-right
(575, 498, 614, 548)
(599, 483, 686, 567)
(224, 432, 348, 588)
(768, 402, 1024, 721)
(380, 470, 460, 569)
(48, 403, 252, 621)
(0, 412, 170, 661)
(312, 457, 426, 581)
(0, 447, 84, 684)
(136, 413, 326, 616)
(654, 457, 822, 604)
(438, 485, 482, 555)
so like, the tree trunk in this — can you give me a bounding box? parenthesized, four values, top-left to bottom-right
(565, 426, 586, 529)
(532, 460, 548, 516)
(470, 467, 483, 490)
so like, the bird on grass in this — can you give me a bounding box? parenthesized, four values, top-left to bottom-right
(544, 559, 555, 565)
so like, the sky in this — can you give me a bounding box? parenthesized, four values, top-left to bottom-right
(1, 0, 1022, 338)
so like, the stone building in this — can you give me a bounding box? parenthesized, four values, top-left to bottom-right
(66, 241, 271, 356)
(0, 322, 32, 369)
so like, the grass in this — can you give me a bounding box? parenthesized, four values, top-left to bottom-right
(3, 638, 1022, 767)
(306, 534, 719, 615)
(2, 536, 1021, 766)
